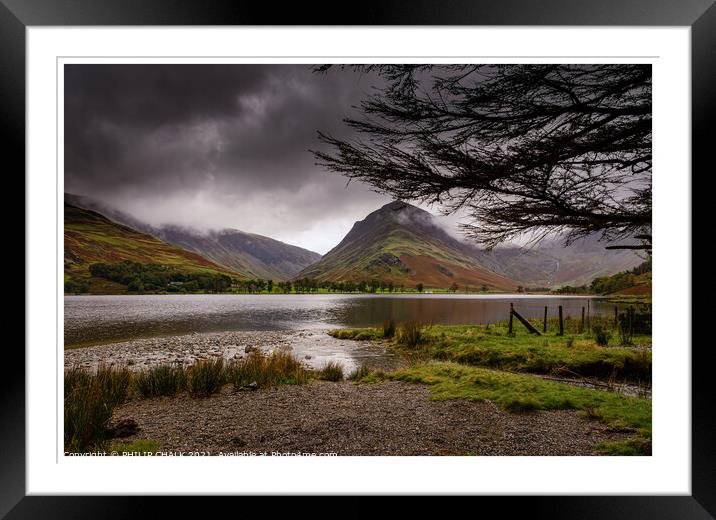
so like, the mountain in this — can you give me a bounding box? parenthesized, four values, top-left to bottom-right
(65, 193, 321, 281)
(296, 201, 645, 290)
(480, 237, 644, 289)
(296, 201, 519, 290)
(65, 193, 643, 290)
(64, 202, 237, 292)
(152, 226, 322, 281)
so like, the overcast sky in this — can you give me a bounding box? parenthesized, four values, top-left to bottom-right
(65, 64, 470, 254)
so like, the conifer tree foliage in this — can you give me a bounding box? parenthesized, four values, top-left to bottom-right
(314, 65, 652, 249)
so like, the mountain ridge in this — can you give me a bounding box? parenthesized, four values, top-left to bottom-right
(297, 201, 519, 290)
(297, 201, 644, 290)
(65, 193, 321, 281)
(64, 202, 238, 293)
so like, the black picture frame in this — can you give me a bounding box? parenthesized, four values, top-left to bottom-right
(5, 0, 711, 516)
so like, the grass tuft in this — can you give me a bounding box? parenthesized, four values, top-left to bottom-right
(592, 325, 611, 346)
(186, 358, 225, 398)
(382, 319, 396, 339)
(64, 364, 130, 453)
(397, 321, 425, 348)
(227, 349, 310, 388)
(317, 361, 345, 381)
(133, 364, 187, 398)
(348, 364, 372, 381)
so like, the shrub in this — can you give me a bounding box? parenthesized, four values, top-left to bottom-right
(186, 358, 225, 397)
(134, 364, 187, 398)
(317, 361, 345, 381)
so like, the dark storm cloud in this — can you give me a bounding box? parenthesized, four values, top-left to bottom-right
(64, 64, 400, 253)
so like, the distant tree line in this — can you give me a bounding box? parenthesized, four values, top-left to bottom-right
(589, 259, 651, 294)
(89, 261, 233, 293)
(293, 277, 418, 293)
(79, 261, 500, 294)
(64, 277, 90, 294)
(234, 277, 492, 294)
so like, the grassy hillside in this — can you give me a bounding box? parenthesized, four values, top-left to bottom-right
(64, 203, 240, 293)
(155, 226, 322, 281)
(591, 260, 652, 296)
(66, 193, 322, 281)
(297, 201, 517, 291)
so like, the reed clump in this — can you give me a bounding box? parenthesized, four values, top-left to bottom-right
(397, 321, 426, 348)
(186, 358, 226, 397)
(64, 364, 130, 453)
(348, 363, 372, 381)
(382, 319, 396, 339)
(134, 364, 187, 398)
(227, 349, 310, 388)
(317, 361, 345, 382)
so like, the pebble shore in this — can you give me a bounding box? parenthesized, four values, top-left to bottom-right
(111, 381, 634, 456)
(64, 329, 400, 373)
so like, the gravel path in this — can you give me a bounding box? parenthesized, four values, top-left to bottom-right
(111, 381, 632, 456)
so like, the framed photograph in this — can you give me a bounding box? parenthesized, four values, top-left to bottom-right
(8, 0, 711, 514)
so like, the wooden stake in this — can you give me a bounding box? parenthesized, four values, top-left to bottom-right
(508, 303, 514, 334)
(512, 307, 541, 335)
(614, 306, 618, 328)
(543, 306, 548, 333)
(581, 307, 585, 332)
(587, 300, 590, 329)
(558, 305, 564, 336)
(629, 306, 634, 336)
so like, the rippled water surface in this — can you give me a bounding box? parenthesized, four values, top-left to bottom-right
(65, 294, 617, 347)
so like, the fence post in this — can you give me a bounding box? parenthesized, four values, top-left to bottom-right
(629, 306, 634, 337)
(558, 305, 564, 336)
(587, 300, 590, 329)
(508, 303, 514, 334)
(581, 307, 585, 332)
(543, 306, 548, 333)
(614, 306, 618, 329)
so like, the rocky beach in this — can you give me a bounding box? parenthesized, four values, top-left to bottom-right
(64, 329, 401, 374)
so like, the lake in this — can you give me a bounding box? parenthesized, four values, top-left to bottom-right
(64, 294, 616, 348)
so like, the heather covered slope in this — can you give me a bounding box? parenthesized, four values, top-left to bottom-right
(64, 203, 238, 292)
(296, 201, 518, 290)
(65, 193, 321, 281)
(296, 201, 644, 291)
(154, 226, 321, 281)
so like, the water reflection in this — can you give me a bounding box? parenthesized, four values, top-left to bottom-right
(65, 294, 616, 347)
